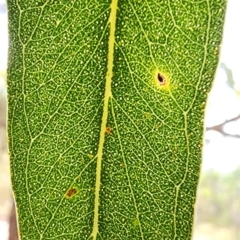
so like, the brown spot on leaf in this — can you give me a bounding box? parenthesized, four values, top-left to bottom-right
(106, 127, 112, 134)
(65, 188, 78, 198)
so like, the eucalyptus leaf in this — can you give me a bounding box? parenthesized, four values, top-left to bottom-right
(7, 0, 226, 239)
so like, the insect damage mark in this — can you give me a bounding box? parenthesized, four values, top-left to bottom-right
(65, 187, 78, 198)
(105, 127, 112, 134)
(152, 69, 172, 91)
(157, 73, 165, 85)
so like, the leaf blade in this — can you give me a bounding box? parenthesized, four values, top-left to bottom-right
(7, 0, 226, 239)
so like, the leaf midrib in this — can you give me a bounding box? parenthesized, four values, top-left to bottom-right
(92, 1, 118, 239)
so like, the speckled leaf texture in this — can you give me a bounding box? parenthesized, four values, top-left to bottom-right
(7, 0, 226, 239)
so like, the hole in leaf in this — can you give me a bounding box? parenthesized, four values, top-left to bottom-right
(157, 73, 165, 85)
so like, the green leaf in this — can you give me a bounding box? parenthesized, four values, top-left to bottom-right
(7, 0, 226, 239)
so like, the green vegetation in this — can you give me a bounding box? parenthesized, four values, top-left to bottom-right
(7, 0, 226, 239)
(197, 168, 240, 234)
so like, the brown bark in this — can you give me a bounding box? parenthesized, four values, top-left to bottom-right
(8, 201, 18, 240)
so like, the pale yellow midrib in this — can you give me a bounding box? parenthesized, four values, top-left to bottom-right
(91, 1, 118, 239)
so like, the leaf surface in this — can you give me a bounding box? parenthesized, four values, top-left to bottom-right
(7, 0, 226, 239)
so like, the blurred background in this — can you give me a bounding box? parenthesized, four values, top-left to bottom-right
(0, 0, 239, 239)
